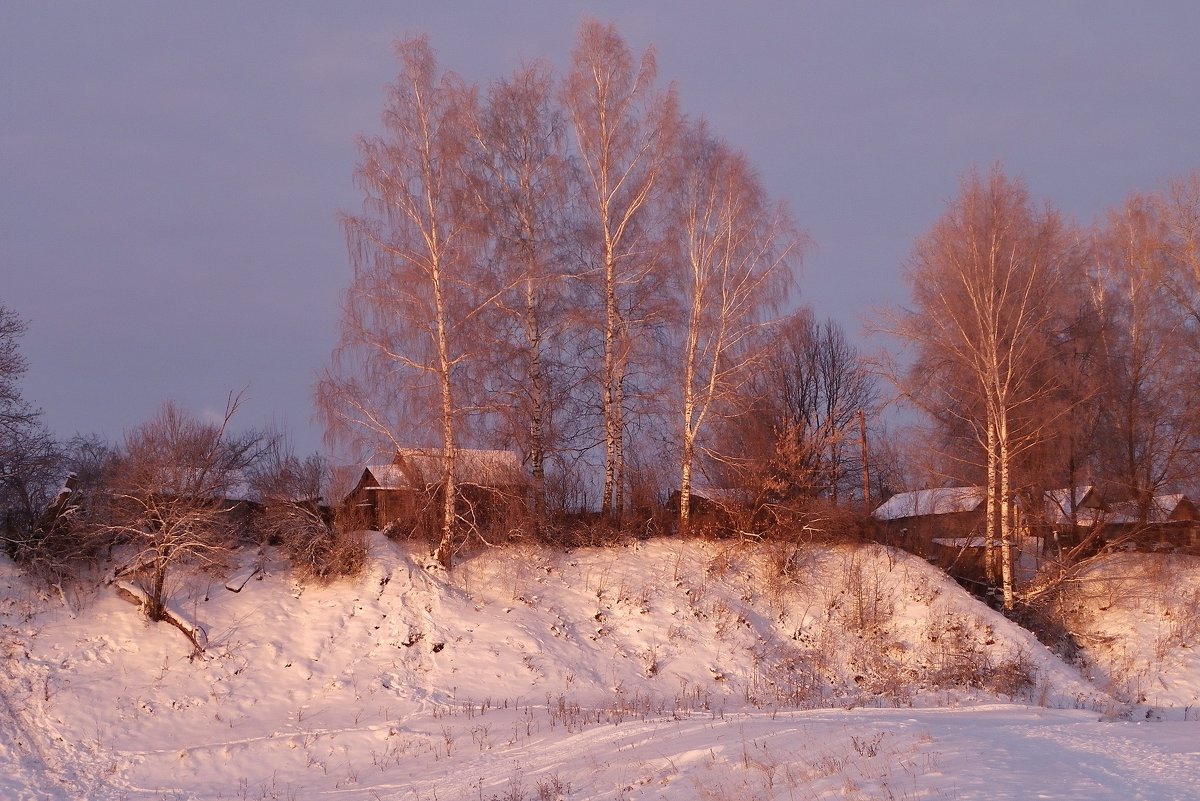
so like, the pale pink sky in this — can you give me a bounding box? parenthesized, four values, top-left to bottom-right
(3, 2, 1198, 455)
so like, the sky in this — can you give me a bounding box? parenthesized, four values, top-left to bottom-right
(3, 2, 1199, 459)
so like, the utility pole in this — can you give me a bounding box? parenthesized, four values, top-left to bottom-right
(859, 409, 871, 512)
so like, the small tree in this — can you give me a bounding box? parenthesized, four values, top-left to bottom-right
(249, 448, 366, 582)
(712, 312, 877, 526)
(761, 312, 878, 504)
(95, 396, 267, 622)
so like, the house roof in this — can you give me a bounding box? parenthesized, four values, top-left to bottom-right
(361, 449, 525, 490)
(1105, 494, 1194, 525)
(359, 464, 409, 491)
(684, 484, 752, 509)
(872, 486, 985, 521)
(1043, 486, 1099, 525)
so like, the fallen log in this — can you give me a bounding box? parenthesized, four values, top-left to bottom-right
(113, 580, 208, 654)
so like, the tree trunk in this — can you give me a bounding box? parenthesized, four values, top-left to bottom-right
(602, 251, 619, 522)
(998, 412, 1015, 612)
(432, 247, 458, 570)
(679, 274, 703, 533)
(679, 439, 694, 534)
(613, 375, 625, 524)
(985, 419, 998, 585)
(525, 277, 548, 526)
(859, 409, 871, 512)
(149, 557, 168, 622)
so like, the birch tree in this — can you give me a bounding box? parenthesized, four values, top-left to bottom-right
(894, 166, 1076, 610)
(470, 62, 574, 526)
(561, 19, 678, 524)
(667, 124, 799, 530)
(318, 37, 488, 569)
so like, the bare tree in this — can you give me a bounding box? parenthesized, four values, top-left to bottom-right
(665, 126, 801, 531)
(561, 19, 678, 525)
(1089, 193, 1198, 515)
(717, 311, 877, 519)
(0, 306, 37, 437)
(3, 429, 62, 553)
(249, 447, 366, 582)
(1159, 172, 1200, 349)
(770, 313, 878, 503)
(93, 397, 267, 626)
(469, 62, 577, 527)
(891, 166, 1078, 610)
(0, 305, 61, 556)
(319, 37, 497, 569)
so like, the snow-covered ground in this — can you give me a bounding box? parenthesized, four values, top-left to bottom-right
(1, 536, 1197, 800)
(1052, 550, 1200, 712)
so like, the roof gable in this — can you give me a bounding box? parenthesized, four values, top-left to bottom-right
(358, 464, 408, 490)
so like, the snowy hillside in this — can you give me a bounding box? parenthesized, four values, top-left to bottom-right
(1050, 551, 1200, 712)
(1, 536, 1198, 800)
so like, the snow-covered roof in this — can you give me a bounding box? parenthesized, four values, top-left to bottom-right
(363, 449, 525, 490)
(1105, 494, 1193, 526)
(873, 487, 985, 521)
(360, 464, 408, 490)
(1154, 494, 1188, 520)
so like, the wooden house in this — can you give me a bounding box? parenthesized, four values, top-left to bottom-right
(873, 487, 988, 577)
(1103, 494, 1200, 551)
(1031, 488, 1198, 552)
(345, 448, 526, 532)
(873, 487, 986, 545)
(1029, 486, 1104, 551)
(666, 485, 753, 535)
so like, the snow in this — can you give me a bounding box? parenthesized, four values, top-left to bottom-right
(1, 537, 1198, 799)
(223, 564, 263, 593)
(1051, 551, 1200, 712)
